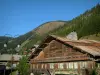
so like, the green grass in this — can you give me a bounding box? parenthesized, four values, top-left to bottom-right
(80, 33, 100, 41)
(9, 71, 17, 75)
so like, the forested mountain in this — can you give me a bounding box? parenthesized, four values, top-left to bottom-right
(52, 4, 100, 39)
(21, 4, 100, 51)
(0, 4, 100, 54)
(20, 21, 66, 50)
(34, 21, 66, 35)
(0, 21, 66, 53)
(0, 36, 13, 53)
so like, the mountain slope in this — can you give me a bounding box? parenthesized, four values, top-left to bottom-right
(22, 3, 100, 50)
(20, 21, 66, 50)
(0, 4, 100, 54)
(34, 21, 66, 35)
(0, 36, 13, 53)
(80, 33, 100, 41)
(52, 4, 100, 39)
(10, 4, 100, 52)
(0, 21, 66, 54)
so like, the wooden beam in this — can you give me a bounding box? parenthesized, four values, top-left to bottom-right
(33, 54, 38, 55)
(43, 43, 49, 45)
(37, 48, 44, 49)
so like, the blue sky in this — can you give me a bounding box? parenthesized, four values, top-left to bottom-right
(0, 0, 100, 37)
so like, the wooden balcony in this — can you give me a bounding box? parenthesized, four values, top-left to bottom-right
(33, 54, 89, 63)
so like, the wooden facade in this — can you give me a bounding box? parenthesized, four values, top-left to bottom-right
(29, 35, 100, 75)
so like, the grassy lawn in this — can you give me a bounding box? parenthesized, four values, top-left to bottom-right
(9, 71, 17, 75)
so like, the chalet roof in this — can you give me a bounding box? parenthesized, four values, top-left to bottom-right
(64, 40, 100, 57)
(52, 35, 100, 57)
(29, 35, 100, 59)
(0, 54, 22, 62)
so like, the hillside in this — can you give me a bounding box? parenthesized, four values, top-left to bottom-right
(34, 21, 66, 35)
(22, 3, 100, 51)
(52, 4, 100, 39)
(20, 21, 66, 50)
(80, 33, 100, 41)
(0, 4, 100, 54)
(0, 21, 66, 53)
(0, 36, 13, 53)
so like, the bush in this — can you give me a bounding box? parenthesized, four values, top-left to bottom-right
(17, 56, 29, 75)
(91, 69, 97, 75)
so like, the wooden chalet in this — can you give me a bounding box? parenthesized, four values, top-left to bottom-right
(29, 35, 100, 75)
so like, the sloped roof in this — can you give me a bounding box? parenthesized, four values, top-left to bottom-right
(52, 35, 100, 57)
(64, 40, 100, 57)
(0, 54, 22, 62)
(29, 35, 100, 59)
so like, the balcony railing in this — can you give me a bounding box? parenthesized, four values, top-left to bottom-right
(33, 54, 89, 63)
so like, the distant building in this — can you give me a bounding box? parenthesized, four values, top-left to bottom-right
(27, 45, 39, 56)
(31, 45, 39, 53)
(29, 35, 100, 75)
(0, 54, 22, 68)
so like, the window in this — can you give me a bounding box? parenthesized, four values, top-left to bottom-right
(37, 64, 38, 69)
(59, 63, 63, 69)
(74, 62, 78, 69)
(69, 62, 73, 69)
(50, 63, 54, 69)
(66, 63, 69, 69)
(42, 64, 44, 69)
(45, 64, 47, 69)
(80, 62, 87, 69)
(32, 64, 35, 69)
(98, 63, 100, 68)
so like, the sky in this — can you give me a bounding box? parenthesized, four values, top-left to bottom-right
(0, 0, 100, 37)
